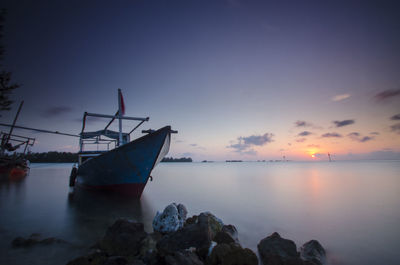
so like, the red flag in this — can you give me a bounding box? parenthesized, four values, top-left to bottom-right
(120, 92, 125, 115)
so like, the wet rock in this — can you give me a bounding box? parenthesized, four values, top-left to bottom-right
(153, 203, 188, 234)
(300, 240, 326, 265)
(214, 225, 239, 245)
(257, 232, 301, 265)
(165, 250, 204, 265)
(98, 219, 147, 256)
(208, 243, 258, 265)
(11, 234, 67, 248)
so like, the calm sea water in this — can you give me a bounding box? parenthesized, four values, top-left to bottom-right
(0, 161, 399, 265)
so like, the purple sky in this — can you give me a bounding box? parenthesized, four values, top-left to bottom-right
(1, 0, 400, 161)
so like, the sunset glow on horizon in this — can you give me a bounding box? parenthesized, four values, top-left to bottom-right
(1, 0, 399, 161)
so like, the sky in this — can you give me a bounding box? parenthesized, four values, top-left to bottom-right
(1, 0, 400, 161)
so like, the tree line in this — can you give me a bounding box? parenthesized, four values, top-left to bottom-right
(161, 157, 192, 162)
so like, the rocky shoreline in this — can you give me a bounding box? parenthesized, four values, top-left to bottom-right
(12, 203, 326, 265)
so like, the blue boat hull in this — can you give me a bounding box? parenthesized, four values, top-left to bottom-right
(76, 126, 171, 197)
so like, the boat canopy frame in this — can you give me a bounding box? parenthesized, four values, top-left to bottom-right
(79, 90, 150, 152)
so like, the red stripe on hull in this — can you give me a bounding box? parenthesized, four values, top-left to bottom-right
(76, 183, 147, 197)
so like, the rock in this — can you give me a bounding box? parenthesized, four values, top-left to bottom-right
(157, 214, 213, 260)
(104, 256, 128, 265)
(139, 232, 162, 257)
(165, 250, 204, 265)
(300, 240, 326, 265)
(66, 251, 108, 265)
(185, 215, 198, 226)
(199, 212, 224, 239)
(98, 219, 147, 256)
(153, 203, 188, 234)
(257, 232, 302, 265)
(139, 232, 163, 265)
(214, 225, 239, 245)
(11, 234, 67, 248)
(208, 243, 258, 265)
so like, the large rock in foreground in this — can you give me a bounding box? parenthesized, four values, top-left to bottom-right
(98, 219, 147, 256)
(165, 250, 204, 265)
(300, 240, 326, 265)
(157, 212, 221, 259)
(208, 243, 258, 265)
(257, 232, 301, 265)
(153, 203, 188, 234)
(214, 225, 240, 245)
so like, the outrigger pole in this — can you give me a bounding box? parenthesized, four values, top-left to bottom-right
(0, 123, 80, 137)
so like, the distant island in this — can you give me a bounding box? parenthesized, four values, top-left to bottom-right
(226, 160, 243, 162)
(161, 157, 192, 162)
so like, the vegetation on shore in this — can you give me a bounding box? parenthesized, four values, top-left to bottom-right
(161, 157, 192, 162)
(4, 152, 193, 163)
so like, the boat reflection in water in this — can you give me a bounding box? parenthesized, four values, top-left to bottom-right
(66, 187, 155, 243)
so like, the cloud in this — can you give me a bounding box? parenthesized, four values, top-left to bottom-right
(42, 106, 72, 118)
(332, 94, 350, 102)
(333, 119, 355, 127)
(295, 120, 312, 127)
(348, 132, 375, 143)
(189, 143, 206, 150)
(227, 132, 274, 154)
(321, 132, 342, 138)
(307, 144, 320, 148)
(348, 132, 360, 137)
(175, 140, 184, 143)
(390, 114, 400, 120)
(370, 132, 379, 135)
(296, 138, 306, 143)
(298, 131, 312, 136)
(374, 89, 400, 101)
(391, 123, 400, 134)
(359, 136, 373, 142)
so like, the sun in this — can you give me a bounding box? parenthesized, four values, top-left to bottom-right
(311, 154, 315, 158)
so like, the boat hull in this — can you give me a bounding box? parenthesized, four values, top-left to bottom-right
(75, 126, 171, 197)
(0, 158, 29, 181)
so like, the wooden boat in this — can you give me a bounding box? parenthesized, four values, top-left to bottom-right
(0, 102, 35, 180)
(70, 89, 176, 197)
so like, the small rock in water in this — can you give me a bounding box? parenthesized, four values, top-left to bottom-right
(153, 203, 188, 233)
(300, 240, 326, 265)
(11, 234, 67, 248)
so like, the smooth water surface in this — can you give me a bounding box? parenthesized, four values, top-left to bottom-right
(0, 161, 399, 265)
